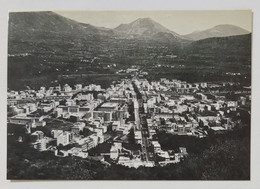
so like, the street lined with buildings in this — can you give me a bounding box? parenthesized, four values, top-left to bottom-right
(7, 68, 251, 168)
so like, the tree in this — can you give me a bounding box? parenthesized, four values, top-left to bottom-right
(128, 127, 135, 144)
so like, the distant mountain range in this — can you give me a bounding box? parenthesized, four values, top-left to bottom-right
(8, 11, 251, 90)
(8, 11, 251, 45)
(8, 12, 186, 44)
(184, 24, 250, 41)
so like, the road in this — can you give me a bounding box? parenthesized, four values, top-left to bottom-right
(132, 81, 150, 162)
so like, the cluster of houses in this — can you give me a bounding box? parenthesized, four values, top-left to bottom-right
(7, 82, 138, 160)
(7, 72, 250, 168)
(135, 78, 250, 138)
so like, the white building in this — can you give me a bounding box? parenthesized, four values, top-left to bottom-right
(57, 131, 72, 146)
(134, 130, 142, 144)
(110, 142, 122, 160)
(151, 141, 161, 153)
(51, 129, 63, 139)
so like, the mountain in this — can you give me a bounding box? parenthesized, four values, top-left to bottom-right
(9, 11, 101, 39)
(184, 24, 250, 41)
(8, 12, 251, 90)
(8, 11, 114, 54)
(184, 34, 251, 65)
(8, 12, 189, 52)
(113, 18, 185, 42)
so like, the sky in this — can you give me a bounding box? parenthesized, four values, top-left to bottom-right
(54, 10, 252, 35)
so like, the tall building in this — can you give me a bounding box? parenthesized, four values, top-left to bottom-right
(57, 131, 72, 146)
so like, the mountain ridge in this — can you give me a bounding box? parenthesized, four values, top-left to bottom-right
(184, 24, 250, 41)
(9, 11, 251, 44)
(8, 11, 111, 40)
(8, 11, 251, 91)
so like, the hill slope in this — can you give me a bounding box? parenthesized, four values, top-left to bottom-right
(8, 11, 114, 54)
(9, 11, 99, 39)
(185, 34, 251, 57)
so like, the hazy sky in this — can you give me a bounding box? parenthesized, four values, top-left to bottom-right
(54, 10, 252, 35)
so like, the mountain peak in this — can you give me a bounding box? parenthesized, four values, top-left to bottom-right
(184, 24, 250, 41)
(114, 17, 183, 42)
(136, 17, 153, 21)
(213, 24, 249, 32)
(213, 24, 240, 28)
(129, 17, 164, 29)
(134, 17, 154, 23)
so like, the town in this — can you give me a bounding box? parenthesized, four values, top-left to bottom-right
(7, 69, 251, 168)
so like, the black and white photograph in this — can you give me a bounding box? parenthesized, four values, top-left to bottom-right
(6, 9, 252, 181)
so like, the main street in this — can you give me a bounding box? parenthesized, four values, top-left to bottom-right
(132, 81, 150, 162)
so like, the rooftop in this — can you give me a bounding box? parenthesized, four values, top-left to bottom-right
(211, 126, 226, 131)
(101, 102, 119, 108)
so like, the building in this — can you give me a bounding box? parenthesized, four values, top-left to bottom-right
(75, 84, 82, 91)
(134, 130, 142, 144)
(63, 84, 72, 92)
(151, 141, 161, 153)
(35, 138, 48, 151)
(110, 142, 122, 160)
(71, 122, 85, 135)
(9, 115, 46, 127)
(98, 102, 119, 112)
(30, 130, 44, 142)
(93, 111, 113, 122)
(78, 135, 98, 151)
(67, 147, 88, 158)
(110, 145, 119, 160)
(51, 130, 63, 139)
(57, 131, 72, 146)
